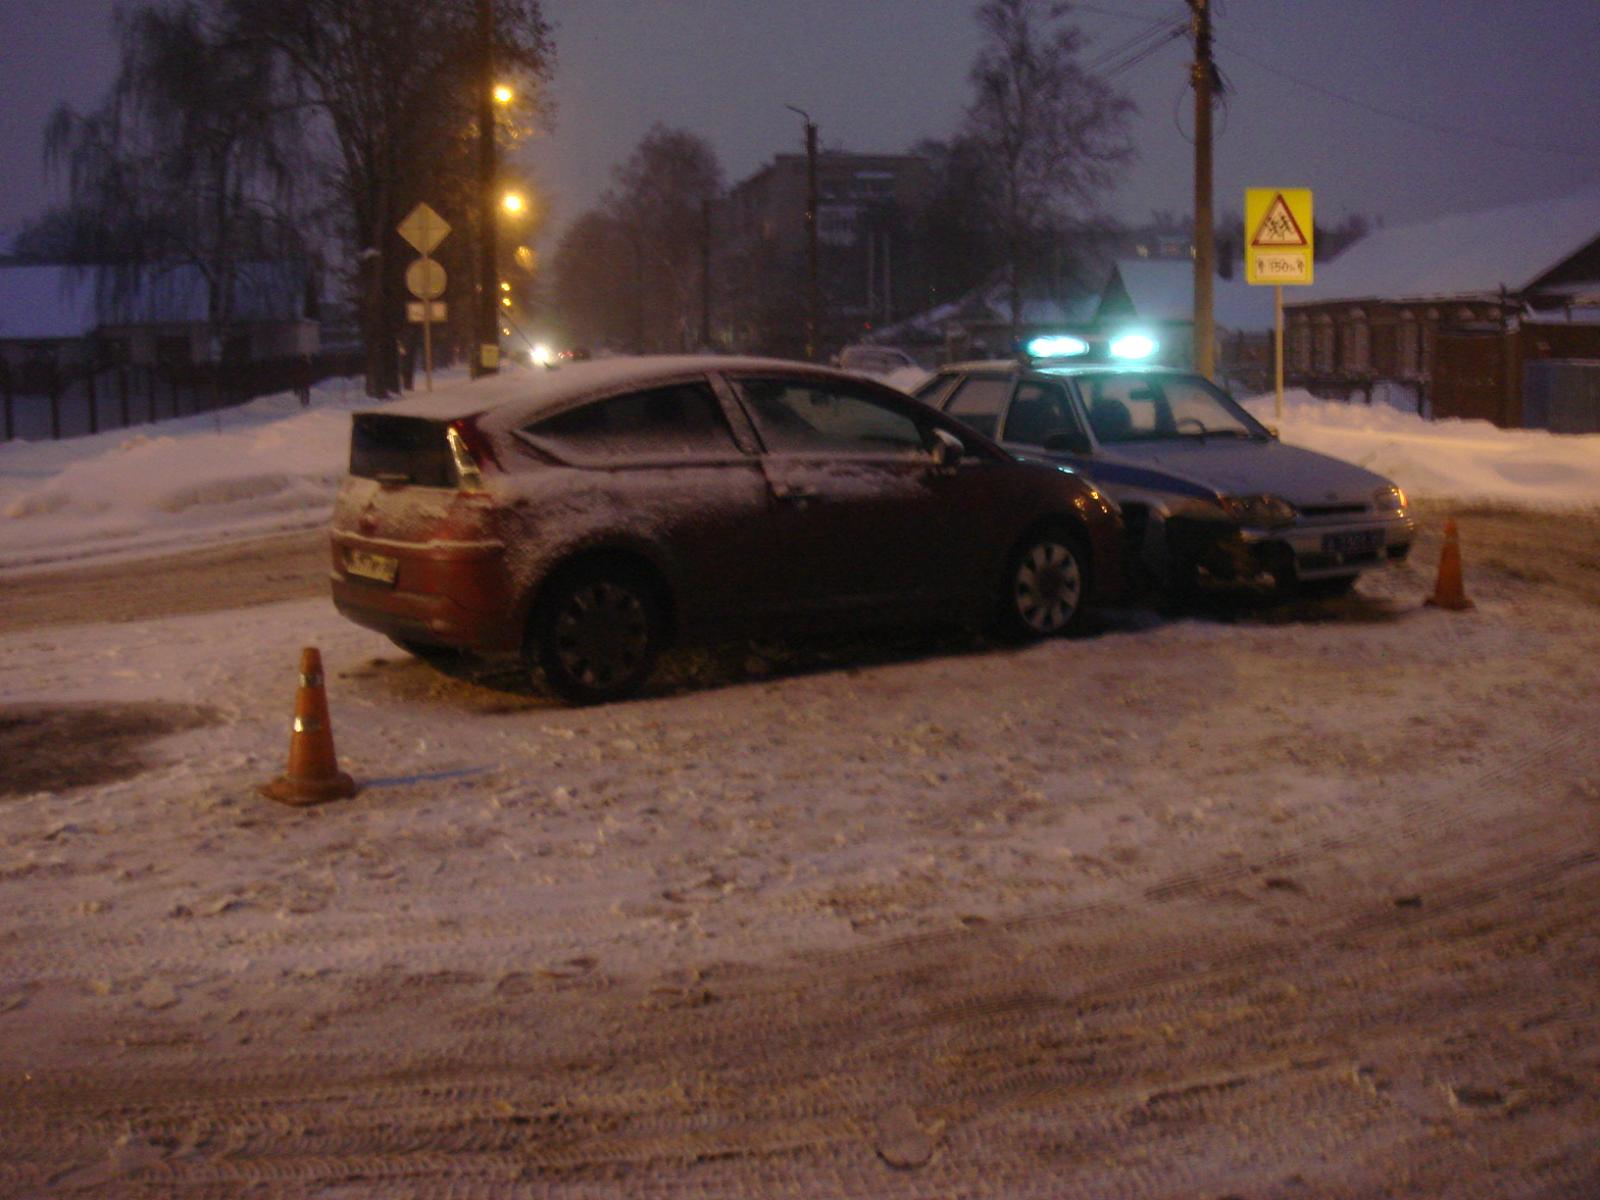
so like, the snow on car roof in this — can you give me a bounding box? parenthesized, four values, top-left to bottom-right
(367, 355, 861, 425)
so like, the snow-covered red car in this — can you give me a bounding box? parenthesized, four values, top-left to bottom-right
(330, 356, 1124, 704)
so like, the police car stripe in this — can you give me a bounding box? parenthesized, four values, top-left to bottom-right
(1044, 454, 1217, 501)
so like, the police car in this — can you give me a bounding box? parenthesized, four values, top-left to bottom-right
(912, 331, 1415, 596)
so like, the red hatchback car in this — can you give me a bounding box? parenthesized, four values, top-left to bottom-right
(330, 356, 1123, 704)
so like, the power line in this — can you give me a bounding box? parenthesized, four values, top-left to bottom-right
(1092, 17, 1189, 78)
(1217, 34, 1600, 158)
(1073, 2, 1185, 23)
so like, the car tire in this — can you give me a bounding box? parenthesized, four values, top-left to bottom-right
(1296, 573, 1359, 599)
(532, 563, 664, 705)
(994, 525, 1090, 641)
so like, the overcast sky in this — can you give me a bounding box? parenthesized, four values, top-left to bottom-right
(3, 0, 1598, 247)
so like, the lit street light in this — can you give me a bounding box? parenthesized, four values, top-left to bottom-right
(492, 83, 514, 105)
(502, 190, 526, 216)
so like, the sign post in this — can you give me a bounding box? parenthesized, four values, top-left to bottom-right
(404, 258, 447, 392)
(1245, 188, 1314, 423)
(397, 203, 452, 392)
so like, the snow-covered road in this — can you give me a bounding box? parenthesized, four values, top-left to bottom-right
(2, 509, 1596, 1196)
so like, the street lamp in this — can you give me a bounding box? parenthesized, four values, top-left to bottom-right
(785, 105, 820, 361)
(501, 190, 527, 216)
(492, 83, 514, 105)
(474, 0, 498, 377)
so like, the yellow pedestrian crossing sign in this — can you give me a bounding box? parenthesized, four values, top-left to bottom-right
(1246, 188, 1313, 285)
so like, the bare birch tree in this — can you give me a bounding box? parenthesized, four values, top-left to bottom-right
(964, 0, 1134, 331)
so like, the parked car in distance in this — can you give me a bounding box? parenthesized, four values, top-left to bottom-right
(834, 344, 921, 377)
(913, 332, 1415, 597)
(330, 356, 1124, 704)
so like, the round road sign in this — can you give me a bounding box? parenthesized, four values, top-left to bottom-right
(406, 258, 447, 301)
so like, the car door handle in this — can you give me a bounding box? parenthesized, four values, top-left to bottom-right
(772, 483, 817, 502)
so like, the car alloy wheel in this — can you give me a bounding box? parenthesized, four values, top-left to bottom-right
(535, 566, 662, 704)
(1001, 530, 1087, 639)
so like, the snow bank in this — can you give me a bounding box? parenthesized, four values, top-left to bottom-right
(0, 384, 370, 572)
(1242, 389, 1600, 509)
(2, 367, 1597, 576)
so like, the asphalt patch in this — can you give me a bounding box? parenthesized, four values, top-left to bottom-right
(0, 702, 220, 797)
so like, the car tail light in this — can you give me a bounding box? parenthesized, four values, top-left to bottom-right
(448, 417, 501, 492)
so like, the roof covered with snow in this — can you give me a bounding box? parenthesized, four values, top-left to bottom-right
(1099, 259, 1277, 332)
(1294, 186, 1600, 306)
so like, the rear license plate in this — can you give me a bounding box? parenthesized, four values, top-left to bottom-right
(1321, 529, 1383, 557)
(346, 549, 399, 584)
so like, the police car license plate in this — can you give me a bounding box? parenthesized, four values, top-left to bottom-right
(1321, 529, 1383, 557)
(346, 549, 398, 584)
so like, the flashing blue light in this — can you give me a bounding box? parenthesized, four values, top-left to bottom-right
(1109, 332, 1158, 360)
(1025, 334, 1090, 360)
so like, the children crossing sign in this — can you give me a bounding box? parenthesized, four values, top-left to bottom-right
(1245, 188, 1313, 285)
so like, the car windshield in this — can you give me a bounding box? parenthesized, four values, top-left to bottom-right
(1071, 371, 1268, 445)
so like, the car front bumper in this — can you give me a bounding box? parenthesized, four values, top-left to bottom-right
(1171, 513, 1416, 582)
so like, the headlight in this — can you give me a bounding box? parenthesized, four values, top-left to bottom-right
(1373, 484, 1407, 513)
(1218, 493, 1296, 527)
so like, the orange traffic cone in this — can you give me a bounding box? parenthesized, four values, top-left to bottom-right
(1425, 519, 1474, 611)
(260, 647, 359, 805)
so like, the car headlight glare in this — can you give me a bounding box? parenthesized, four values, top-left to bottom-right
(1373, 484, 1407, 513)
(1218, 493, 1296, 527)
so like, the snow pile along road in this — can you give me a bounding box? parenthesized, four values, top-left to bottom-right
(1241, 389, 1600, 509)
(0, 384, 371, 572)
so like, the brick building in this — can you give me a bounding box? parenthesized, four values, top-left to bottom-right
(720, 152, 933, 356)
(1283, 188, 1600, 427)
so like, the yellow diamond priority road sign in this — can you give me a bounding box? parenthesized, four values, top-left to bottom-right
(1245, 188, 1313, 285)
(397, 202, 451, 257)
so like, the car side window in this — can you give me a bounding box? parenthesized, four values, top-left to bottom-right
(1002, 381, 1081, 447)
(943, 376, 1012, 439)
(738, 378, 927, 456)
(523, 382, 738, 459)
(911, 373, 960, 409)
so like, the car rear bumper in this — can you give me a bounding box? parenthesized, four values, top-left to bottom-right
(328, 533, 519, 654)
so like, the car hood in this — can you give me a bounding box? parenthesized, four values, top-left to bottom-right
(1094, 438, 1392, 505)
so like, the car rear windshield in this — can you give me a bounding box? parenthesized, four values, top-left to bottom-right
(350, 414, 458, 487)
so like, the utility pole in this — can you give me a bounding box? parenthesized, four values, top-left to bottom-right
(786, 106, 820, 361)
(1189, 0, 1216, 381)
(700, 197, 713, 349)
(473, 0, 499, 377)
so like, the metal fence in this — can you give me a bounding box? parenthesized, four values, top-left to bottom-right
(1, 352, 366, 443)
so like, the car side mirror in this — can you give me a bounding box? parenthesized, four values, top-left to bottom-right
(930, 427, 965, 467)
(1042, 430, 1092, 455)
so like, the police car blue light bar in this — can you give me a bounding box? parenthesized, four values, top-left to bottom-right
(1108, 331, 1158, 360)
(1024, 334, 1091, 360)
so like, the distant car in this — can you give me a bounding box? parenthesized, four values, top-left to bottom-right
(835, 344, 920, 376)
(915, 333, 1415, 596)
(330, 356, 1124, 704)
